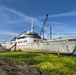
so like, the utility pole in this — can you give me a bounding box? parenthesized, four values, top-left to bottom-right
(50, 26, 52, 40)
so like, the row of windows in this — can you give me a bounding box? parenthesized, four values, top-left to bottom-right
(17, 40, 39, 44)
(17, 40, 27, 43)
(68, 39, 76, 41)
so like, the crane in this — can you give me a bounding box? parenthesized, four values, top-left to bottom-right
(40, 14, 48, 39)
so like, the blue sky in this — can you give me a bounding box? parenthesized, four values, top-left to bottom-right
(0, 0, 76, 43)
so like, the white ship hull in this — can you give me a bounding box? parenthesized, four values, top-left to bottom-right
(2, 40, 76, 54)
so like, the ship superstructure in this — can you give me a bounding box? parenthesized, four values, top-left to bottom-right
(2, 14, 76, 54)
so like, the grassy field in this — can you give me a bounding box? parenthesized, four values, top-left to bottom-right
(0, 49, 76, 75)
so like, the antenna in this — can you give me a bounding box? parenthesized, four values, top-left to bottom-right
(31, 11, 34, 32)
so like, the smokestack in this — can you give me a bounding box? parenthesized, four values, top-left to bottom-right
(50, 26, 52, 40)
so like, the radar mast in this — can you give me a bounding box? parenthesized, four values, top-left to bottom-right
(31, 12, 34, 32)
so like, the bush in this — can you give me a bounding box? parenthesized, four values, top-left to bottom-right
(0, 51, 76, 75)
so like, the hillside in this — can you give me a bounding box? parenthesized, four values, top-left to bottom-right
(0, 49, 76, 75)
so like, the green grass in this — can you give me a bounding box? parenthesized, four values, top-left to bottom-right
(0, 49, 76, 75)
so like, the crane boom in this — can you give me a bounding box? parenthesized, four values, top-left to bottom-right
(40, 14, 48, 39)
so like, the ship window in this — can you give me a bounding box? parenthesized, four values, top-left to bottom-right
(68, 39, 76, 41)
(18, 40, 27, 43)
(20, 41, 22, 43)
(34, 40, 36, 42)
(18, 42, 20, 43)
(24, 40, 27, 42)
(18, 41, 22, 43)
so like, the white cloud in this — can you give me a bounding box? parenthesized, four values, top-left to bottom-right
(0, 6, 42, 27)
(0, 6, 31, 24)
(47, 21, 65, 25)
(0, 31, 18, 36)
(36, 10, 76, 19)
(49, 11, 76, 18)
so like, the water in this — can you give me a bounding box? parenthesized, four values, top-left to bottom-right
(0, 46, 1, 49)
(71, 50, 76, 56)
(0, 45, 2, 49)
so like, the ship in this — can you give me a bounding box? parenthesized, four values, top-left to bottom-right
(1, 14, 76, 54)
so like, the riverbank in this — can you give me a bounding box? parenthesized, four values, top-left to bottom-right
(0, 49, 76, 75)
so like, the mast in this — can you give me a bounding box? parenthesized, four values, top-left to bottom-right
(31, 12, 34, 32)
